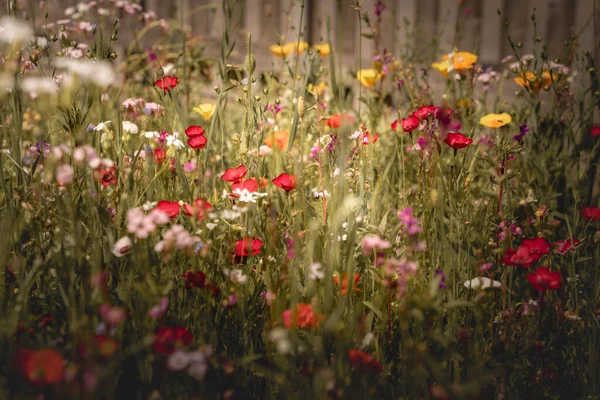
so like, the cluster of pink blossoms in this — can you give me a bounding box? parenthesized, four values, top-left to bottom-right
(126, 207, 170, 239)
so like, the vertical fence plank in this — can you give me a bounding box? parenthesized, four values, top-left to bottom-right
(415, 0, 437, 53)
(523, 0, 549, 55)
(394, 0, 417, 54)
(311, 0, 336, 44)
(480, 0, 504, 64)
(574, 0, 595, 54)
(437, 0, 459, 51)
(280, 0, 308, 42)
(546, 0, 576, 60)
(244, 0, 264, 38)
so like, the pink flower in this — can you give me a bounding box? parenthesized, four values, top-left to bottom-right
(55, 164, 74, 186)
(149, 297, 169, 318)
(360, 234, 391, 253)
(99, 303, 126, 326)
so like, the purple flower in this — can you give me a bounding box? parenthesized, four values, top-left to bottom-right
(374, 1, 386, 18)
(513, 124, 529, 141)
(435, 269, 447, 289)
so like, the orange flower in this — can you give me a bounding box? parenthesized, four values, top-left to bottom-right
(333, 273, 360, 294)
(17, 348, 65, 386)
(432, 51, 477, 77)
(282, 303, 324, 329)
(264, 131, 289, 151)
(514, 71, 554, 92)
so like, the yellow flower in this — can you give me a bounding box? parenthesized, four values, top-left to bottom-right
(193, 103, 216, 120)
(356, 69, 381, 88)
(479, 113, 512, 128)
(432, 51, 478, 76)
(313, 43, 330, 57)
(514, 71, 554, 92)
(270, 41, 309, 58)
(308, 81, 327, 95)
(432, 61, 450, 77)
(270, 44, 292, 58)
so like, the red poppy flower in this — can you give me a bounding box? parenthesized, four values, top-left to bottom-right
(520, 237, 550, 261)
(185, 125, 207, 150)
(182, 271, 206, 289)
(282, 303, 324, 329)
(581, 206, 600, 222)
(413, 105, 436, 120)
(348, 348, 383, 374)
(400, 115, 420, 132)
(434, 106, 453, 120)
(554, 238, 581, 255)
(153, 148, 167, 163)
(272, 173, 297, 191)
(182, 198, 212, 220)
(17, 348, 65, 386)
(502, 246, 535, 268)
(155, 76, 178, 91)
(591, 126, 600, 137)
(155, 200, 180, 219)
(153, 326, 193, 355)
(234, 237, 263, 257)
(526, 267, 562, 291)
(96, 166, 118, 187)
(443, 133, 473, 149)
(222, 165, 248, 183)
(333, 273, 360, 294)
(325, 114, 356, 129)
(230, 179, 259, 197)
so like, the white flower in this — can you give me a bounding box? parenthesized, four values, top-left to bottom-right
(361, 332, 374, 348)
(112, 236, 133, 258)
(308, 262, 324, 281)
(55, 58, 116, 87)
(188, 360, 208, 380)
(463, 277, 501, 290)
(165, 132, 184, 150)
(229, 269, 248, 285)
(333, 167, 340, 177)
(143, 131, 160, 139)
(234, 189, 268, 203)
(21, 77, 58, 95)
(167, 350, 190, 371)
(163, 63, 176, 75)
(312, 189, 329, 199)
(122, 121, 139, 134)
(0, 17, 33, 44)
(93, 121, 111, 132)
(221, 209, 241, 220)
(35, 37, 48, 47)
(268, 328, 291, 354)
(206, 223, 218, 230)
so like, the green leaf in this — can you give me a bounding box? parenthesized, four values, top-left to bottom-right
(362, 300, 383, 320)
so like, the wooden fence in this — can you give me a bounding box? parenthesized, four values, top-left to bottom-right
(14, 0, 600, 69)
(144, 0, 598, 68)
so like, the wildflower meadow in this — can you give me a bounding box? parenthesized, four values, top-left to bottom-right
(1, 0, 600, 399)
